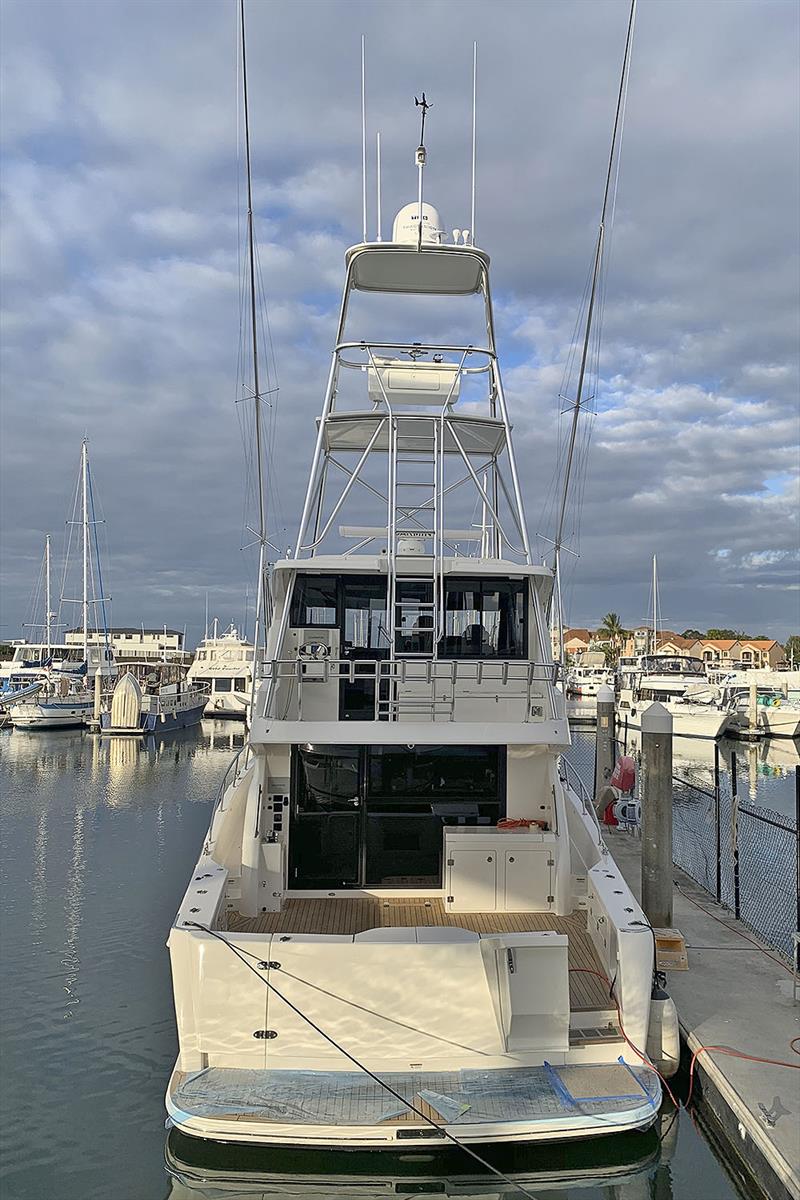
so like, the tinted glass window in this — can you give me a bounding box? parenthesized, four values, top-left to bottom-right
(439, 578, 525, 659)
(342, 579, 390, 651)
(296, 747, 360, 810)
(368, 745, 501, 805)
(290, 576, 338, 627)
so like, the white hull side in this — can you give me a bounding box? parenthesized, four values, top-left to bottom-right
(619, 702, 731, 739)
(203, 690, 249, 719)
(8, 699, 92, 730)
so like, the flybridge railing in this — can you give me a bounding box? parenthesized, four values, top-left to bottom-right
(258, 656, 563, 723)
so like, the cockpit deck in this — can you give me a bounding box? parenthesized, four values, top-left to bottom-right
(224, 898, 610, 1011)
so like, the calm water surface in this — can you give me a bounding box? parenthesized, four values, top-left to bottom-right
(0, 723, 754, 1199)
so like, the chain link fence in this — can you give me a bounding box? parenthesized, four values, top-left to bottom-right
(567, 728, 799, 962)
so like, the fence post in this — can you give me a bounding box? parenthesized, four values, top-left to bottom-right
(714, 742, 721, 903)
(731, 752, 740, 921)
(641, 701, 673, 929)
(795, 766, 799, 946)
(594, 684, 616, 801)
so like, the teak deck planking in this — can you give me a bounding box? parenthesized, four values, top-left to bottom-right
(225, 898, 610, 1010)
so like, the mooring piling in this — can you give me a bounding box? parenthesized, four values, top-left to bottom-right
(640, 700, 674, 929)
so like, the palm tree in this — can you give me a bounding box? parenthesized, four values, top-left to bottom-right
(598, 612, 627, 664)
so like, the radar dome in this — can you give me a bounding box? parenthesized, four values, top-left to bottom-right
(392, 202, 444, 245)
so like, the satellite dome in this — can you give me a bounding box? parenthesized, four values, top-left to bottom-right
(392, 202, 444, 245)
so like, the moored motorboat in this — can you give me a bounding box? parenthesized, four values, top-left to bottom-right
(100, 666, 208, 736)
(186, 622, 254, 720)
(166, 11, 666, 1150)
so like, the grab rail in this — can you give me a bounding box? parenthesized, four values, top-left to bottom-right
(258, 656, 562, 722)
(559, 755, 603, 838)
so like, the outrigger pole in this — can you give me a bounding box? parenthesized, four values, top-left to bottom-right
(550, 0, 637, 662)
(239, 0, 271, 678)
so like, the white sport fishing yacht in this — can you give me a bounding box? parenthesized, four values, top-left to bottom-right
(187, 622, 254, 720)
(166, 35, 664, 1144)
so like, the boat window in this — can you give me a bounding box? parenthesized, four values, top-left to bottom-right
(214, 677, 233, 692)
(290, 575, 338, 627)
(439, 578, 526, 659)
(342, 578, 390, 651)
(296, 747, 360, 810)
(368, 745, 501, 804)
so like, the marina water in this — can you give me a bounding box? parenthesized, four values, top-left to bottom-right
(1, 721, 784, 1198)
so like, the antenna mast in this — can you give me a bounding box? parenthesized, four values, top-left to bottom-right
(550, 0, 637, 661)
(239, 0, 270, 660)
(471, 42, 477, 243)
(361, 35, 367, 242)
(414, 92, 431, 249)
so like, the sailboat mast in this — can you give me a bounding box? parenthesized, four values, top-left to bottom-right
(82, 439, 89, 663)
(239, 0, 269, 641)
(45, 534, 52, 658)
(652, 553, 657, 654)
(550, 0, 637, 660)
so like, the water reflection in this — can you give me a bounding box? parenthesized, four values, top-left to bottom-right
(164, 1114, 679, 1199)
(62, 804, 87, 1019)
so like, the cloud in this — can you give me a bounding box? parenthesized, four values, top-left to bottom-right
(1, 0, 798, 645)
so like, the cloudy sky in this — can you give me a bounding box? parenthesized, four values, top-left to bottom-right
(1, 0, 798, 647)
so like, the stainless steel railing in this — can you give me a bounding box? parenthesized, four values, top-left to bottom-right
(258, 656, 562, 723)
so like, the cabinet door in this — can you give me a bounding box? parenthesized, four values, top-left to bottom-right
(447, 849, 497, 912)
(502, 849, 553, 911)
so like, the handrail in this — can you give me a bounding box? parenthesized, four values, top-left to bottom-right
(559, 755, 602, 837)
(260, 655, 562, 723)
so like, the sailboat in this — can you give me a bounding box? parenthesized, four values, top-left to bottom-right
(616, 556, 733, 740)
(6, 442, 115, 731)
(165, 1, 668, 1151)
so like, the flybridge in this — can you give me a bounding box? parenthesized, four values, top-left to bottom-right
(294, 194, 529, 565)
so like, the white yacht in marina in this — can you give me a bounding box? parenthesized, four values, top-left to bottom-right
(166, 36, 666, 1140)
(187, 622, 254, 719)
(566, 655, 614, 698)
(617, 654, 732, 740)
(722, 684, 800, 740)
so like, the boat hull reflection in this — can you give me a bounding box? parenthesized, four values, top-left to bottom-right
(165, 1112, 678, 1197)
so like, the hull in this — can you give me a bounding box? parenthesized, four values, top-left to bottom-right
(202, 691, 249, 720)
(619, 702, 731, 739)
(102, 701, 206, 737)
(8, 699, 91, 731)
(728, 706, 800, 740)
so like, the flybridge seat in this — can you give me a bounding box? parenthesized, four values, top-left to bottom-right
(367, 356, 461, 407)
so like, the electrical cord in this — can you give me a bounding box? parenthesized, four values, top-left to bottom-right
(672, 880, 795, 977)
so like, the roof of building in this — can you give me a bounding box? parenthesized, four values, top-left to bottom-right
(656, 634, 696, 650)
(739, 639, 779, 650)
(564, 628, 593, 642)
(66, 626, 183, 637)
(692, 638, 739, 650)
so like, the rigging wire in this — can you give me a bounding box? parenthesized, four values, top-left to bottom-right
(184, 921, 540, 1200)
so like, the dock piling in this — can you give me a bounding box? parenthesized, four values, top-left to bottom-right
(594, 683, 616, 800)
(641, 701, 673, 929)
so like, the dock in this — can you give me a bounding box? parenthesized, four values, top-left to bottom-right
(606, 825, 800, 1200)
